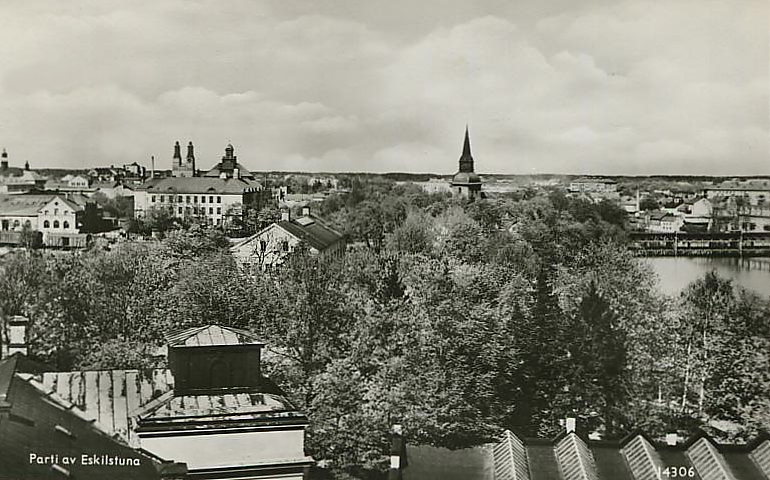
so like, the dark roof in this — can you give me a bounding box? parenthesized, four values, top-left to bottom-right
(276, 214, 344, 251)
(403, 429, 770, 480)
(203, 161, 256, 180)
(144, 176, 261, 194)
(0, 354, 167, 479)
(165, 325, 265, 347)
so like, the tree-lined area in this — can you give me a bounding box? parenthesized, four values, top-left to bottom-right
(1, 182, 769, 478)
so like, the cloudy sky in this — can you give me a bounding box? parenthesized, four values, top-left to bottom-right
(0, 1, 767, 175)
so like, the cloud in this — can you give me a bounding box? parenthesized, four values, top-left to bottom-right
(0, 0, 766, 175)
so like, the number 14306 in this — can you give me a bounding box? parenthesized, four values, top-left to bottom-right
(656, 466, 695, 478)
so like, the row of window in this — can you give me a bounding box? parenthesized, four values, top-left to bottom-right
(43, 220, 70, 229)
(175, 206, 222, 215)
(151, 195, 222, 204)
(259, 240, 290, 252)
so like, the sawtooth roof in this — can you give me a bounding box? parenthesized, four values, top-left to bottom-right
(404, 429, 770, 480)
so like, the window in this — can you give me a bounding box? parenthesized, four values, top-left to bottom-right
(209, 207, 213, 214)
(151, 196, 156, 203)
(260, 240, 267, 251)
(178, 207, 183, 214)
(44, 220, 50, 228)
(53, 220, 60, 228)
(13, 220, 20, 228)
(194, 196, 198, 203)
(186, 196, 190, 203)
(217, 196, 222, 203)
(178, 195, 183, 203)
(217, 207, 221, 215)
(282, 240, 289, 251)
(201, 196, 206, 203)
(44, 210, 49, 215)
(54, 208, 59, 215)
(209, 196, 214, 203)
(63, 221, 69, 229)
(160, 195, 165, 203)
(24, 220, 31, 227)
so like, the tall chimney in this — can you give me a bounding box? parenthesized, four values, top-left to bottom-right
(151, 155, 155, 180)
(565, 417, 576, 434)
(3, 315, 29, 357)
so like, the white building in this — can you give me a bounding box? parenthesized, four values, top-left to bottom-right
(231, 207, 345, 270)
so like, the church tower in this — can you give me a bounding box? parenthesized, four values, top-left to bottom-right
(450, 126, 482, 199)
(171, 140, 196, 177)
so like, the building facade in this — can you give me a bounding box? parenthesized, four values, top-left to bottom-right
(134, 144, 261, 227)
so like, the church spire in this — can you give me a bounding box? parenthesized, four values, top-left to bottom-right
(458, 125, 474, 173)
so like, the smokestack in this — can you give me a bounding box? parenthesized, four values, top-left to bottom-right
(2, 315, 29, 357)
(565, 417, 576, 434)
(151, 155, 155, 180)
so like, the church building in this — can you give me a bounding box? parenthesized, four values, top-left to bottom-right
(450, 127, 482, 199)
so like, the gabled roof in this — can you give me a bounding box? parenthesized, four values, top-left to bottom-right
(276, 214, 344, 251)
(144, 176, 261, 195)
(164, 325, 265, 347)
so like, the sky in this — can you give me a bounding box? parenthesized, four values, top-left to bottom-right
(0, 0, 767, 175)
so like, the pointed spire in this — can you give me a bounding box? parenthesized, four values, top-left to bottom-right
(463, 125, 472, 157)
(458, 125, 475, 173)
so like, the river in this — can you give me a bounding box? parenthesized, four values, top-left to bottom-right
(643, 257, 770, 297)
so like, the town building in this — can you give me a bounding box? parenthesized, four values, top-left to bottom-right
(231, 206, 345, 269)
(0, 150, 47, 194)
(450, 127, 483, 199)
(0, 193, 94, 247)
(403, 424, 770, 480)
(0, 320, 313, 479)
(134, 143, 262, 227)
(568, 177, 618, 194)
(704, 179, 770, 207)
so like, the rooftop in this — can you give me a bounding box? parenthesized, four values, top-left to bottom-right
(165, 325, 265, 347)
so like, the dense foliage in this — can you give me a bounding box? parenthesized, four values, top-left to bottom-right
(1, 181, 768, 478)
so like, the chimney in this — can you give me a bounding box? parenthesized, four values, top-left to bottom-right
(281, 210, 290, 222)
(665, 433, 678, 446)
(151, 155, 155, 180)
(2, 315, 29, 357)
(1, 148, 7, 171)
(565, 417, 576, 434)
(301, 205, 310, 217)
